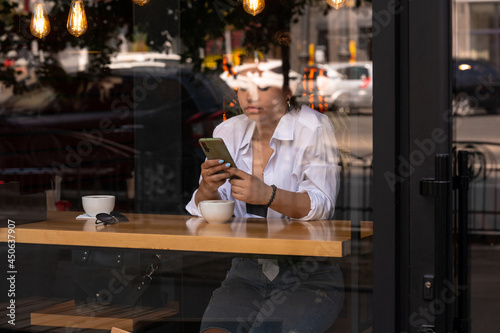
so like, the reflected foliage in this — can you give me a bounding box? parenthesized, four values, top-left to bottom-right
(0, 0, 132, 93)
(1, 0, 371, 92)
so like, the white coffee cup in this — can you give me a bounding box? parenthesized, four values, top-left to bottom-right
(198, 200, 235, 224)
(82, 195, 115, 217)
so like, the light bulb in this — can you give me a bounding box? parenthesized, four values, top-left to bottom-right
(326, 0, 347, 9)
(67, 1, 88, 37)
(132, 0, 151, 5)
(30, 3, 51, 39)
(243, 0, 265, 16)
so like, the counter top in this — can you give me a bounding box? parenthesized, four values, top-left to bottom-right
(0, 211, 372, 257)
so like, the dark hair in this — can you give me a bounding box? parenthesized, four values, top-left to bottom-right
(288, 94, 299, 111)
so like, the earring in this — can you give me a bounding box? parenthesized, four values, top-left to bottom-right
(286, 98, 291, 110)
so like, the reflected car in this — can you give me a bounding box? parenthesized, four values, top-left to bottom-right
(452, 58, 500, 115)
(0, 56, 234, 213)
(295, 62, 372, 113)
(294, 64, 341, 112)
(325, 62, 373, 113)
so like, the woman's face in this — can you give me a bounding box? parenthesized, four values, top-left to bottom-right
(236, 67, 289, 124)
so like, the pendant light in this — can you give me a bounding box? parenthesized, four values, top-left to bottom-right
(30, 3, 51, 39)
(243, 0, 265, 16)
(132, 0, 151, 6)
(326, 0, 347, 9)
(67, 0, 88, 37)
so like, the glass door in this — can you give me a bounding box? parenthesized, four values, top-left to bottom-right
(373, 0, 456, 332)
(453, 1, 500, 332)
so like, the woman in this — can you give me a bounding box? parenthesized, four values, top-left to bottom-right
(185, 60, 344, 333)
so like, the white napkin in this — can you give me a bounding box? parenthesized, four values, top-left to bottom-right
(258, 258, 280, 281)
(76, 214, 94, 219)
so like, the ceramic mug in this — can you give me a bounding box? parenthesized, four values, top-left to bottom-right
(82, 195, 115, 217)
(198, 200, 235, 223)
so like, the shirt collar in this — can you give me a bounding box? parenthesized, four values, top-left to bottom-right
(272, 108, 297, 141)
(239, 107, 298, 153)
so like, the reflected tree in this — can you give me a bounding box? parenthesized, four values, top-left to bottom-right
(1, 0, 371, 94)
(0, 0, 133, 95)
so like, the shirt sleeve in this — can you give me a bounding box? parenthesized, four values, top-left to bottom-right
(295, 116, 340, 220)
(185, 188, 202, 216)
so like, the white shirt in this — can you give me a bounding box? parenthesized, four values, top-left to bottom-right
(185, 105, 340, 220)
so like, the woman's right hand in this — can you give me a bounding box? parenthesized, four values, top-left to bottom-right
(198, 159, 231, 195)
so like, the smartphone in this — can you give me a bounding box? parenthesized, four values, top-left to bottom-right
(199, 138, 237, 177)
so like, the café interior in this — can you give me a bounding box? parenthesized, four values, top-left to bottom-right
(1, 0, 500, 332)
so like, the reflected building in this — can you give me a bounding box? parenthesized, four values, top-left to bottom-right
(290, 1, 372, 71)
(454, 0, 500, 71)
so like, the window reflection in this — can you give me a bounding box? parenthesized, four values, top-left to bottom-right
(1, 0, 374, 332)
(453, 2, 500, 331)
(454, 1, 500, 115)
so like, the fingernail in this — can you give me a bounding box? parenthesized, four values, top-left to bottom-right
(225, 163, 231, 167)
(219, 160, 224, 164)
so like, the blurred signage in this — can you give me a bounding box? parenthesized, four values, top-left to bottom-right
(308, 43, 315, 66)
(203, 48, 247, 70)
(349, 40, 356, 63)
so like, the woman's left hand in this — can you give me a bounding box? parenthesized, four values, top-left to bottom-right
(228, 167, 273, 205)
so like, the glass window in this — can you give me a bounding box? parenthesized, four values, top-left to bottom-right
(0, 0, 373, 331)
(470, 3, 495, 30)
(453, 1, 500, 332)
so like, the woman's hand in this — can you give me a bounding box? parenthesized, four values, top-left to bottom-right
(228, 167, 273, 205)
(195, 160, 231, 204)
(200, 159, 231, 192)
(228, 167, 311, 219)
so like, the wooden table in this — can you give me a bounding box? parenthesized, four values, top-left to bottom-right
(0, 212, 372, 331)
(1, 211, 372, 257)
(0, 297, 178, 332)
